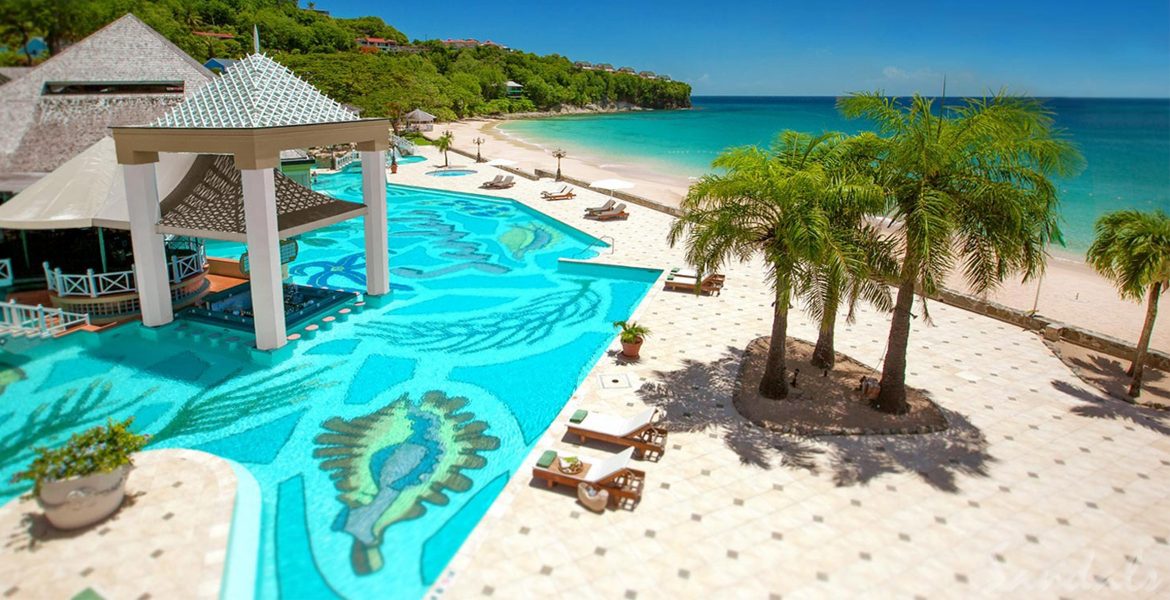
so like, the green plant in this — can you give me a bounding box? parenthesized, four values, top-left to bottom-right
(838, 92, 1082, 413)
(1087, 209, 1170, 398)
(11, 418, 149, 495)
(436, 131, 454, 167)
(613, 320, 650, 343)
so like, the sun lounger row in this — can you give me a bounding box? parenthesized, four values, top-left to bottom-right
(530, 408, 667, 510)
(481, 174, 515, 189)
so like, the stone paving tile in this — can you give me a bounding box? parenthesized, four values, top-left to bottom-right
(0, 449, 237, 600)
(398, 149, 1170, 598)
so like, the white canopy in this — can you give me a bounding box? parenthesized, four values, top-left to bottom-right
(0, 137, 195, 230)
(405, 108, 436, 123)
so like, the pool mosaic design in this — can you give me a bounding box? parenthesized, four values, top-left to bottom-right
(0, 170, 659, 599)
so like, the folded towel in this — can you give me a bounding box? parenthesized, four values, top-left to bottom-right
(536, 450, 557, 469)
(570, 409, 588, 423)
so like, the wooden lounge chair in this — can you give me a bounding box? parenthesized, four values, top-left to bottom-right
(589, 203, 627, 220)
(544, 187, 576, 201)
(541, 185, 569, 198)
(480, 175, 505, 188)
(565, 407, 667, 459)
(664, 272, 725, 296)
(481, 175, 515, 189)
(531, 447, 644, 509)
(584, 199, 616, 215)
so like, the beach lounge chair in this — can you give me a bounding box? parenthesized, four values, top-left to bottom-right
(543, 187, 576, 201)
(481, 175, 515, 189)
(541, 185, 569, 198)
(589, 203, 628, 220)
(480, 175, 505, 188)
(565, 407, 667, 459)
(531, 447, 644, 509)
(664, 272, 726, 296)
(584, 199, 616, 215)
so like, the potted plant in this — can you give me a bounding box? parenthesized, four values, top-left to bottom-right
(11, 418, 149, 530)
(613, 320, 650, 359)
(390, 153, 398, 175)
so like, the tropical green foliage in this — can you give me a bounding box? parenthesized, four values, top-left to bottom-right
(613, 320, 650, 343)
(837, 92, 1082, 413)
(435, 131, 454, 167)
(1087, 209, 1170, 398)
(1, 0, 691, 118)
(669, 134, 845, 398)
(11, 418, 149, 495)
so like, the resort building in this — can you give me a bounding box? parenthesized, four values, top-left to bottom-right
(0, 14, 212, 200)
(505, 80, 524, 98)
(575, 61, 595, 70)
(618, 66, 636, 74)
(355, 37, 398, 52)
(193, 31, 236, 41)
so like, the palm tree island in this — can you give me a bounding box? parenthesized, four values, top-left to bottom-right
(672, 91, 1083, 427)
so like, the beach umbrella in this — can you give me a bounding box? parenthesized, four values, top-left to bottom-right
(591, 178, 634, 198)
(486, 158, 517, 167)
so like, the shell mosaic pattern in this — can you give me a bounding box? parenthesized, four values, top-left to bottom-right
(315, 391, 500, 574)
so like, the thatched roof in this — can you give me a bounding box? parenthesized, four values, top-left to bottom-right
(0, 14, 212, 182)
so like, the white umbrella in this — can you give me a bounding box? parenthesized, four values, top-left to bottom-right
(486, 158, 517, 167)
(591, 178, 634, 198)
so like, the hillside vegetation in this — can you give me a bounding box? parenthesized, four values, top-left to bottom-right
(0, 0, 692, 120)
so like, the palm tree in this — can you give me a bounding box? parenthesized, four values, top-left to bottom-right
(669, 133, 843, 399)
(1087, 209, 1170, 398)
(436, 131, 454, 167)
(838, 92, 1082, 413)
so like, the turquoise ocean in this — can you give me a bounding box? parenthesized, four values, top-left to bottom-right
(501, 96, 1170, 254)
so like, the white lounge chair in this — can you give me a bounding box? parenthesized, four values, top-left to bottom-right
(565, 408, 667, 459)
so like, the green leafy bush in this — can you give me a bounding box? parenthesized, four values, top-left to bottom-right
(11, 418, 149, 494)
(613, 320, 651, 343)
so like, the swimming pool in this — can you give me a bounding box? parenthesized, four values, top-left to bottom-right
(0, 171, 659, 598)
(426, 168, 477, 177)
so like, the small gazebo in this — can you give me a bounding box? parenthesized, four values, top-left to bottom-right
(112, 54, 391, 351)
(404, 108, 436, 132)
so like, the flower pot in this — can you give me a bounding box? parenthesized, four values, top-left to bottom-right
(390, 163, 398, 174)
(38, 465, 129, 530)
(620, 337, 644, 359)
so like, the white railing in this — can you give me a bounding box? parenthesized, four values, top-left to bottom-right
(44, 246, 206, 298)
(391, 135, 418, 156)
(335, 150, 359, 170)
(0, 300, 90, 338)
(0, 258, 12, 287)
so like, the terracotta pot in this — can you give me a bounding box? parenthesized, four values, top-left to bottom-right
(390, 163, 398, 174)
(38, 465, 129, 530)
(620, 337, 644, 359)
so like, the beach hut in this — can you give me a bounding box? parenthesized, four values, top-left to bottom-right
(405, 108, 436, 132)
(505, 80, 524, 98)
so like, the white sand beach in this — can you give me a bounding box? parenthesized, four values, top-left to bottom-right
(438, 117, 1169, 353)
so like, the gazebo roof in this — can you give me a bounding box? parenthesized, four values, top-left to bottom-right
(405, 108, 436, 122)
(158, 154, 365, 242)
(150, 54, 358, 129)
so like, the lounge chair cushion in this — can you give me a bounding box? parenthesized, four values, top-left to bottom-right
(536, 450, 557, 469)
(570, 409, 589, 423)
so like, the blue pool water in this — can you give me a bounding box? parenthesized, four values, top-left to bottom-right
(426, 169, 477, 177)
(395, 155, 426, 165)
(0, 172, 658, 598)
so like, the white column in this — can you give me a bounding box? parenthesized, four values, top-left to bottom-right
(241, 167, 287, 351)
(361, 150, 390, 297)
(123, 162, 172, 327)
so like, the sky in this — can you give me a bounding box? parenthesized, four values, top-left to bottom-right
(317, 0, 1170, 97)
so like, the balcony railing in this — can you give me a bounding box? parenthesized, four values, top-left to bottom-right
(391, 135, 418, 156)
(335, 150, 359, 171)
(0, 301, 90, 338)
(44, 246, 207, 298)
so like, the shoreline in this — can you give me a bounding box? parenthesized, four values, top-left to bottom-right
(437, 117, 1168, 352)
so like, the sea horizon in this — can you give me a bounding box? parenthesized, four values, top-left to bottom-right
(501, 96, 1170, 256)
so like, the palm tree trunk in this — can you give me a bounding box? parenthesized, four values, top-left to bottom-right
(811, 288, 840, 370)
(759, 288, 790, 399)
(1128, 281, 1161, 399)
(875, 272, 916, 414)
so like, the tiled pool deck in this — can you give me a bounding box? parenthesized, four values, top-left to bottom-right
(395, 151, 1170, 599)
(0, 449, 237, 599)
